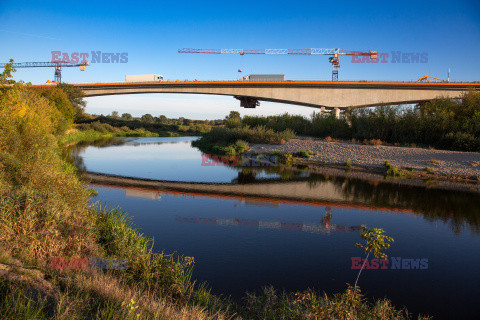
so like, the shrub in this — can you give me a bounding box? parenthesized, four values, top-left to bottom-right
(235, 139, 249, 153)
(346, 160, 353, 168)
(425, 167, 435, 173)
(385, 161, 402, 177)
(293, 150, 311, 158)
(279, 153, 294, 164)
(202, 126, 295, 145)
(440, 132, 480, 151)
(363, 139, 384, 146)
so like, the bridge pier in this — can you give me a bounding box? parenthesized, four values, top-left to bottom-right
(334, 107, 340, 119)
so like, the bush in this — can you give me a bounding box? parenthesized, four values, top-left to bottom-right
(0, 84, 97, 263)
(279, 153, 294, 164)
(440, 132, 480, 151)
(203, 126, 295, 145)
(235, 139, 249, 153)
(385, 161, 403, 177)
(293, 150, 311, 158)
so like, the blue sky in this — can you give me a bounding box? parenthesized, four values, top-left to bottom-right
(1, 0, 479, 119)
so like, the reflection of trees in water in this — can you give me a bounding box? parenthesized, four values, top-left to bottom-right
(233, 166, 307, 183)
(65, 137, 194, 173)
(232, 166, 480, 235)
(63, 138, 126, 173)
(235, 170, 257, 183)
(308, 173, 480, 235)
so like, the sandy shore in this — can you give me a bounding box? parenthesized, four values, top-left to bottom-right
(251, 138, 480, 179)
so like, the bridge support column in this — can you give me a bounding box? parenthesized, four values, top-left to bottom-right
(334, 107, 340, 119)
(320, 106, 325, 115)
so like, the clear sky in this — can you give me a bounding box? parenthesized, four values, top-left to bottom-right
(1, 0, 479, 119)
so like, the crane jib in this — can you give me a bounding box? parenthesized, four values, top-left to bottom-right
(177, 48, 377, 81)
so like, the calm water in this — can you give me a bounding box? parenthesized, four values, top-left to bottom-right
(73, 137, 480, 319)
(72, 136, 279, 182)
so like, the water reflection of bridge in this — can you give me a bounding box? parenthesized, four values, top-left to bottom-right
(85, 172, 411, 213)
(85, 172, 480, 235)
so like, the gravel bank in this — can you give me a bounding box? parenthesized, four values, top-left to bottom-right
(251, 138, 480, 178)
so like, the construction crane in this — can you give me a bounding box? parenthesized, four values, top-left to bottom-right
(178, 48, 377, 81)
(0, 61, 89, 83)
(417, 74, 446, 83)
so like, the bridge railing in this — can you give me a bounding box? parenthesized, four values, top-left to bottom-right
(41, 79, 479, 85)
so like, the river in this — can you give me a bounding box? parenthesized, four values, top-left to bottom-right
(71, 136, 480, 320)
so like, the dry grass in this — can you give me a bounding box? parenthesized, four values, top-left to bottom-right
(324, 136, 339, 142)
(363, 138, 384, 146)
(67, 271, 232, 320)
(0, 269, 233, 320)
(429, 158, 442, 166)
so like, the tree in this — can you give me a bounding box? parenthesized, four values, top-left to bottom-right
(121, 113, 133, 121)
(225, 111, 241, 121)
(56, 83, 86, 121)
(0, 59, 16, 85)
(37, 87, 76, 126)
(141, 114, 154, 123)
(354, 225, 394, 292)
(225, 111, 242, 128)
(111, 111, 119, 118)
(158, 115, 167, 123)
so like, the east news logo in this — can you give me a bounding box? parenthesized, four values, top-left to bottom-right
(351, 257, 429, 270)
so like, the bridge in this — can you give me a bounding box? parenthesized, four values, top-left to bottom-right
(64, 80, 479, 116)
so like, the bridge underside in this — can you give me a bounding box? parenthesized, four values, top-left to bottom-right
(76, 82, 476, 109)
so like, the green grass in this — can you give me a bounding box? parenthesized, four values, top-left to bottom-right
(346, 159, 353, 168)
(0, 279, 50, 320)
(293, 149, 312, 158)
(385, 161, 405, 178)
(59, 126, 165, 147)
(238, 285, 431, 320)
(425, 166, 435, 173)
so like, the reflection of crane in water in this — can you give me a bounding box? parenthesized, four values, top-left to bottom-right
(176, 206, 360, 234)
(322, 207, 332, 228)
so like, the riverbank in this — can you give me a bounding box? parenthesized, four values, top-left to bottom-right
(61, 112, 224, 147)
(250, 137, 480, 191)
(60, 127, 159, 146)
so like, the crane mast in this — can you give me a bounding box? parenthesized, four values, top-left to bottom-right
(178, 48, 377, 81)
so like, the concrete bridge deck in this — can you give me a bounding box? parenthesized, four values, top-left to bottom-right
(59, 80, 480, 110)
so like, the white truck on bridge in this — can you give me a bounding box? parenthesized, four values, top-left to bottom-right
(125, 74, 163, 82)
(242, 74, 285, 81)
